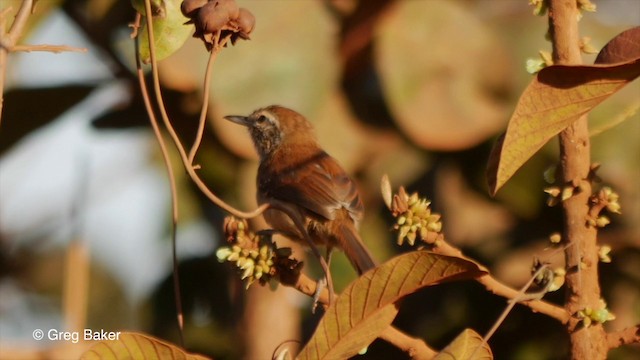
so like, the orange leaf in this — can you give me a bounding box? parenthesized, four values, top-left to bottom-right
(595, 27, 640, 65)
(297, 251, 485, 360)
(80, 332, 209, 360)
(487, 57, 640, 195)
(434, 329, 493, 360)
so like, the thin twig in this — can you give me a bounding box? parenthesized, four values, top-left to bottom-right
(6, 0, 33, 45)
(482, 264, 553, 345)
(188, 33, 231, 164)
(379, 327, 436, 360)
(0, 1, 86, 125)
(136, 1, 267, 219)
(606, 325, 640, 349)
(0, 0, 34, 125)
(6, 44, 87, 53)
(433, 240, 569, 323)
(137, 7, 185, 346)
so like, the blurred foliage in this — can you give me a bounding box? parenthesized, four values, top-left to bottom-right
(1, 0, 638, 359)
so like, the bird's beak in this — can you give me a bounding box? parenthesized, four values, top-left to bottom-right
(224, 115, 251, 127)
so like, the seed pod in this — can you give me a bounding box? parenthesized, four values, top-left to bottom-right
(198, 1, 230, 34)
(237, 7, 255, 35)
(215, 0, 240, 19)
(181, 0, 208, 17)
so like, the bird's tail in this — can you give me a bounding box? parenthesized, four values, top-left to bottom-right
(335, 221, 377, 275)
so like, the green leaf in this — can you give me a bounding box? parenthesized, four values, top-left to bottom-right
(434, 329, 493, 360)
(487, 57, 640, 195)
(137, 0, 193, 63)
(297, 251, 486, 360)
(80, 332, 209, 360)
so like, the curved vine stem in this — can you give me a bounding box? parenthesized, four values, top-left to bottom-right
(136, 8, 185, 346)
(187, 32, 230, 165)
(138, 0, 267, 220)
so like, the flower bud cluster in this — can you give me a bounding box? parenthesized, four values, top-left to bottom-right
(181, 0, 255, 49)
(531, 259, 565, 292)
(576, 300, 615, 328)
(600, 186, 621, 214)
(544, 185, 575, 207)
(587, 186, 622, 229)
(389, 187, 443, 246)
(216, 217, 291, 288)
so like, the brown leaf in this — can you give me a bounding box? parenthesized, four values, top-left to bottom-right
(434, 329, 493, 360)
(487, 57, 640, 195)
(595, 27, 640, 65)
(297, 252, 485, 360)
(80, 332, 209, 360)
(376, 0, 510, 150)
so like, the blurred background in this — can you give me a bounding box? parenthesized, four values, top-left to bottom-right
(0, 0, 638, 359)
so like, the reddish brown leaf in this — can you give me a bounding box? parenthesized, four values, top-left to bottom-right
(595, 27, 640, 65)
(80, 332, 209, 360)
(487, 57, 640, 195)
(434, 329, 493, 360)
(297, 252, 485, 360)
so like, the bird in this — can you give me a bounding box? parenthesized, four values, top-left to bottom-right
(224, 105, 376, 275)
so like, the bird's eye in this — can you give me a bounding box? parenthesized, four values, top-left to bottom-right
(256, 115, 268, 123)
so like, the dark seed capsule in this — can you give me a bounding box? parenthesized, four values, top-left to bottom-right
(198, 2, 231, 34)
(215, 0, 240, 19)
(181, 0, 208, 17)
(237, 8, 255, 35)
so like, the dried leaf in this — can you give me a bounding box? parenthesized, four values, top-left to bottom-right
(80, 332, 209, 360)
(487, 57, 640, 195)
(297, 252, 486, 360)
(434, 329, 493, 360)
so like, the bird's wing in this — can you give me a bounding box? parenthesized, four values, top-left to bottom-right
(261, 151, 363, 222)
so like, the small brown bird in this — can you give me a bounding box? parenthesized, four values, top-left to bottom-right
(225, 105, 376, 274)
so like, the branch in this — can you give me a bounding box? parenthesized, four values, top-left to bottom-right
(6, 0, 33, 45)
(134, 10, 184, 346)
(187, 33, 231, 164)
(135, 0, 268, 220)
(432, 240, 569, 323)
(4, 44, 87, 53)
(548, 0, 607, 358)
(1, 0, 34, 125)
(606, 325, 640, 349)
(267, 199, 335, 304)
(0, 1, 87, 125)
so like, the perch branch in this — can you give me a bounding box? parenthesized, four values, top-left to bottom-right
(606, 325, 640, 349)
(432, 240, 569, 323)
